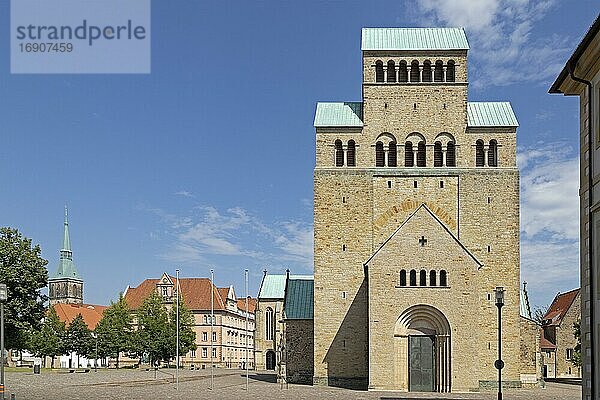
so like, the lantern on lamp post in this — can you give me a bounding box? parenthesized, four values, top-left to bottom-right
(494, 286, 505, 400)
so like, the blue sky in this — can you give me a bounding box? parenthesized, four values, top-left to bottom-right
(1, 1, 597, 310)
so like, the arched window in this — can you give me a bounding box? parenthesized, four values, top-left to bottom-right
(422, 60, 432, 82)
(446, 60, 455, 82)
(388, 142, 397, 167)
(347, 140, 356, 167)
(375, 61, 384, 82)
(434, 141, 443, 167)
(440, 270, 447, 287)
(375, 141, 385, 167)
(409, 270, 417, 286)
(410, 60, 420, 82)
(475, 140, 485, 167)
(417, 141, 426, 167)
(446, 142, 456, 167)
(400, 270, 407, 286)
(404, 142, 414, 167)
(419, 270, 427, 286)
(387, 60, 396, 83)
(430, 270, 437, 286)
(335, 140, 344, 167)
(488, 140, 498, 167)
(398, 61, 408, 82)
(265, 307, 274, 341)
(434, 60, 444, 82)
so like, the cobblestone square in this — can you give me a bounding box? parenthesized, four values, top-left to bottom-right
(6, 369, 581, 400)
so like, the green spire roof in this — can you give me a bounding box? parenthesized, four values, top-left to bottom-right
(50, 206, 82, 281)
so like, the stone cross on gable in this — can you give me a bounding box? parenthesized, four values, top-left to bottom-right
(419, 236, 428, 246)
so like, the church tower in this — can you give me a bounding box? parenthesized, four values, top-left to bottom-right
(49, 207, 83, 305)
(313, 28, 521, 392)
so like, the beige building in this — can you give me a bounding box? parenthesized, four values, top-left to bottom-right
(313, 27, 523, 392)
(540, 289, 581, 379)
(124, 273, 256, 369)
(549, 14, 600, 400)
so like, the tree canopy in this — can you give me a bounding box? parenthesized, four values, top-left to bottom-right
(0, 227, 48, 350)
(65, 313, 93, 366)
(573, 320, 582, 367)
(168, 294, 196, 364)
(28, 306, 66, 368)
(95, 294, 133, 368)
(133, 291, 172, 364)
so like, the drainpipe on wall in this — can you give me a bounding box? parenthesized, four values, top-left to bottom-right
(567, 59, 595, 399)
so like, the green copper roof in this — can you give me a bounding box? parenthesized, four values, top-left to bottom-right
(314, 102, 363, 127)
(520, 284, 532, 320)
(467, 102, 519, 127)
(314, 101, 517, 128)
(362, 28, 469, 51)
(284, 278, 314, 320)
(50, 207, 82, 281)
(258, 273, 312, 299)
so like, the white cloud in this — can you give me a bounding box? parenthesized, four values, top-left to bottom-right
(175, 191, 194, 198)
(415, 0, 572, 88)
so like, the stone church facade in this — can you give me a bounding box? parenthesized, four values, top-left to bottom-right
(313, 28, 521, 392)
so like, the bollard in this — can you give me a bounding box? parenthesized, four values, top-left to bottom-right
(10, 394, 15, 400)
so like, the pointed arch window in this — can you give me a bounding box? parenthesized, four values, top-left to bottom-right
(375, 61, 384, 83)
(422, 60, 432, 82)
(429, 270, 437, 287)
(475, 140, 485, 167)
(409, 270, 417, 286)
(398, 61, 408, 82)
(375, 141, 385, 167)
(434, 141, 443, 167)
(404, 142, 414, 167)
(410, 60, 420, 82)
(446, 142, 456, 167)
(265, 307, 274, 341)
(400, 270, 407, 286)
(347, 140, 356, 167)
(388, 142, 397, 167)
(440, 270, 447, 287)
(417, 141, 426, 167)
(419, 270, 427, 286)
(488, 140, 498, 167)
(434, 60, 444, 82)
(387, 60, 396, 83)
(335, 139, 344, 167)
(446, 60, 455, 82)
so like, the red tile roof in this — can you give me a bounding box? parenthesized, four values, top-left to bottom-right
(52, 303, 107, 329)
(237, 297, 257, 313)
(124, 277, 226, 311)
(543, 288, 580, 326)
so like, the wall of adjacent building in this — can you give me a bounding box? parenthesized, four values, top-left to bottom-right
(285, 319, 314, 384)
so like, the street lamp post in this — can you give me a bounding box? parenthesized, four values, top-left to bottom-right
(494, 286, 505, 400)
(91, 332, 98, 372)
(0, 283, 7, 400)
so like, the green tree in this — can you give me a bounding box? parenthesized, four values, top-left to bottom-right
(28, 307, 66, 368)
(134, 291, 171, 365)
(573, 320, 582, 367)
(95, 294, 133, 368)
(0, 227, 48, 350)
(168, 294, 196, 366)
(65, 314, 92, 368)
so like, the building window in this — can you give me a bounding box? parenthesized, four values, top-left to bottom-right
(422, 60, 432, 82)
(476, 140, 485, 167)
(387, 60, 396, 83)
(265, 307, 274, 341)
(212, 348, 217, 358)
(446, 142, 456, 167)
(388, 142, 397, 167)
(417, 141, 426, 167)
(440, 270, 447, 287)
(375, 60, 384, 82)
(419, 270, 427, 286)
(202, 348, 207, 358)
(434, 141, 443, 167)
(430, 270, 437, 286)
(434, 60, 444, 82)
(212, 332, 216, 342)
(409, 270, 417, 286)
(404, 142, 414, 167)
(566, 348, 573, 360)
(335, 139, 344, 167)
(410, 60, 420, 82)
(191, 348, 196, 358)
(375, 141, 385, 167)
(488, 140, 498, 167)
(400, 270, 407, 286)
(446, 60, 455, 82)
(347, 140, 356, 167)
(398, 61, 408, 82)
(203, 332, 207, 341)
(162, 287, 168, 297)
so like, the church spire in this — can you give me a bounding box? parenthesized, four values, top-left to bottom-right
(51, 206, 81, 281)
(61, 205, 72, 259)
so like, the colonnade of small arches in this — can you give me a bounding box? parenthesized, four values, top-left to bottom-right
(399, 269, 448, 287)
(374, 59, 456, 83)
(475, 139, 498, 167)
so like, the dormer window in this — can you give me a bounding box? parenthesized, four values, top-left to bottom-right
(162, 287, 168, 297)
